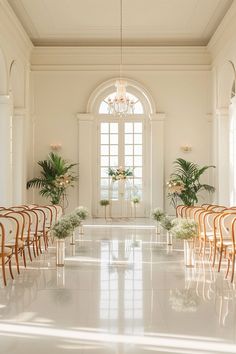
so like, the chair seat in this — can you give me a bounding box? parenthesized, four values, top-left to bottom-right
(0, 247, 13, 257)
(216, 240, 232, 247)
(5, 239, 24, 248)
(23, 233, 35, 241)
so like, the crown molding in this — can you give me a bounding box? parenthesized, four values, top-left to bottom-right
(31, 46, 211, 70)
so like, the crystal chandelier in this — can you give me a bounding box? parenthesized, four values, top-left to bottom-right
(107, 0, 134, 116)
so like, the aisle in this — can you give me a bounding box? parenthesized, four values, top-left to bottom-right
(0, 220, 236, 354)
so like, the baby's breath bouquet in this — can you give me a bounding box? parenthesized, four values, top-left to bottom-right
(53, 217, 74, 239)
(160, 215, 176, 231)
(152, 208, 165, 222)
(172, 218, 198, 240)
(74, 206, 89, 220)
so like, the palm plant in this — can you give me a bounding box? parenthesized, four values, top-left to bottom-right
(27, 152, 78, 205)
(167, 158, 215, 207)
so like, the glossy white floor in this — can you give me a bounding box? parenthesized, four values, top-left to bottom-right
(1, 219, 236, 354)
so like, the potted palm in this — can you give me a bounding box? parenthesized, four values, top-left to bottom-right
(152, 208, 165, 234)
(167, 158, 215, 207)
(172, 218, 198, 267)
(27, 152, 78, 209)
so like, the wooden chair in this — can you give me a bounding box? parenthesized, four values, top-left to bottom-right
(0, 221, 14, 286)
(225, 216, 236, 282)
(216, 212, 236, 273)
(0, 214, 25, 275)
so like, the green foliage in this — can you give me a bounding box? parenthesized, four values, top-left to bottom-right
(100, 199, 110, 207)
(27, 152, 78, 205)
(132, 196, 140, 204)
(160, 215, 175, 231)
(167, 158, 215, 207)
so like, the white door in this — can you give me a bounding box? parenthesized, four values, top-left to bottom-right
(96, 115, 148, 217)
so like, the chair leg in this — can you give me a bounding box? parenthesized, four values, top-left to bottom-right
(2, 255, 7, 286)
(27, 242, 33, 262)
(8, 259, 14, 280)
(212, 243, 217, 268)
(231, 255, 235, 283)
(22, 249, 27, 268)
(218, 247, 223, 272)
(15, 247, 20, 275)
(225, 258, 230, 278)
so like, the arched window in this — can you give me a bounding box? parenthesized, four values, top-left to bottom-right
(99, 92, 144, 115)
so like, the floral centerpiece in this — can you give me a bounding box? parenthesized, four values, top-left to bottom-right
(52, 207, 89, 265)
(172, 218, 198, 267)
(152, 208, 165, 235)
(160, 215, 176, 245)
(172, 218, 198, 240)
(108, 166, 133, 181)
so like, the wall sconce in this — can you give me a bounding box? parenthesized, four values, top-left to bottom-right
(180, 145, 192, 152)
(50, 143, 62, 151)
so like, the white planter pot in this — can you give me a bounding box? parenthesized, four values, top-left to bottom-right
(56, 239, 65, 266)
(79, 223, 84, 235)
(167, 231, 173, 246)
(184, 239, 195, 267)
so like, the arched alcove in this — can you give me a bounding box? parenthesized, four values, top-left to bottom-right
(77, 78, 165, 216)
(87, 77, 156, 116)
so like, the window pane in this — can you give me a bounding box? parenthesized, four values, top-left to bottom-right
(125, 123, 133, 133)
(101, 145, 109, 155)
(110, 123, 118, 133)
(101, 156, 109, 166)
(134, 168, 142, 178)
(110, 145, 118, 155)
(101, 179, 109, 187)
(125, 156, 133, 167)
(101, 123, 109, 133)
(101, 134, 109, 144)
(110, 134, 118, 144)
(101, 167, 108, 177)
(125, 145, 133, 155)
(134, 156, 142, 166)
(134, 145, 142, 155)
(101, 189, 109, 199)
(134, 123, 142, 133)
(110, 156, 118, 166)
(125, 134, 133, 144)
(134, 134, 142, 144)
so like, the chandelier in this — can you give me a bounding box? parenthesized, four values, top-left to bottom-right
(107, 0, 135, 116)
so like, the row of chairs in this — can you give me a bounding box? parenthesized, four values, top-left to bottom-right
(0, 204, 63, 286)
(176, 204, 236, 283)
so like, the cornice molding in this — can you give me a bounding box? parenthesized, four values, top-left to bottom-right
(150, 113, 166, 122)
(31, 46, 211, 69)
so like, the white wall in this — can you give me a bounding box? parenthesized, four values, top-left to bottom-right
(0, 0, 32, 206)
(31, 47, 213, 213)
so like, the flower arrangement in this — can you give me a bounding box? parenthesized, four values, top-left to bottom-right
(160, 215, 176, 231)
(52, 206, 89, 239)
(169, 288, 199, 312)
(172, 218, 198, 240)
(152, 208, 165, 222)
(74, 206, 89, 220)
(108, 166, 133, 181)
(132, 196, 140, 204)
(100, 200, 110, 219)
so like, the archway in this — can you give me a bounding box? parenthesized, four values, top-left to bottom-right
(77, 78, 165, 217)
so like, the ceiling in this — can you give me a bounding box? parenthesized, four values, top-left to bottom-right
(7, 0, 234, 46)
